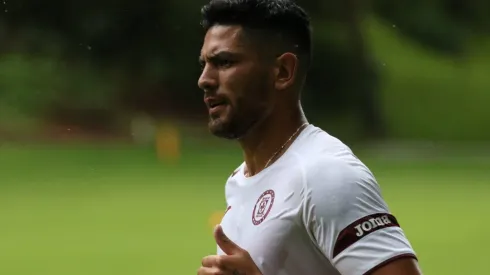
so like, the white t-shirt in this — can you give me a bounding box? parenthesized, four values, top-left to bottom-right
(218, 124, 417, 275)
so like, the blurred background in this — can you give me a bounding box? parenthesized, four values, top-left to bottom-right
(0, 0, 489, 274)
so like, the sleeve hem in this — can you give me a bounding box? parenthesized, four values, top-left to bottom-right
(362, 253, 418, 275)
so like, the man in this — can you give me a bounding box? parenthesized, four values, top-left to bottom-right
(197, 0, 422, 274)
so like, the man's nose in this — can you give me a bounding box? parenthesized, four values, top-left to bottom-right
(197, 65, 218, 91)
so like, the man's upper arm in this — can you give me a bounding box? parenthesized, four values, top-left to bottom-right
(302, 157, 421, 275)
(368, 257, 421, 275)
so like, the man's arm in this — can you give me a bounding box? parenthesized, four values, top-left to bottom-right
(369, 257, 422, 275)
(302, 156, 422, 275)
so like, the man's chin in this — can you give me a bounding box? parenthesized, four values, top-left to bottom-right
(208, 119, 242, 140)
(209, 127, 240, 140)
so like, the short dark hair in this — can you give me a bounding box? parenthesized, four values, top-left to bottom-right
(200, 0, 312, 69)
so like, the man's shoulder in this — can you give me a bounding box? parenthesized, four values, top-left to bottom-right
(300, 152, 377, 196)
(295, 126, 361, 165)
(292, 127, 374, 190)
(226, 162, 245, 179)
(301, 154, 386, 223)
(304, 155, 362, 180)
(297, 125, 352, 155)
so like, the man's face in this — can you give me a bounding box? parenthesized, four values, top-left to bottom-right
(198, 25, 274, 139)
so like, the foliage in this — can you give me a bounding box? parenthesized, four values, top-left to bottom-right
(0, 0, 489, 140)
(367, 18, 490, 141)
(0, 53, 118, 131)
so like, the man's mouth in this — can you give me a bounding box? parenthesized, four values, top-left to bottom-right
(205, 97, 227, 109)
(205, 97, 228, 115)
(209, 101, 225, 108)
(209, 103, 227, 115)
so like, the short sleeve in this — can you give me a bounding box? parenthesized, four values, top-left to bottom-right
(301, 157, 417, 275)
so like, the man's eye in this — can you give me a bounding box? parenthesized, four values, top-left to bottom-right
(217, 60, 233, 68)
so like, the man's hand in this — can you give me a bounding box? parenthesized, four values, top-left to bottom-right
(198, 225, 262, 275)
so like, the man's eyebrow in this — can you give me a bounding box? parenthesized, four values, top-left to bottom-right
(199, 51, 241, 63)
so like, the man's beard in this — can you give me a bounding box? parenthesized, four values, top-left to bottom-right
(208, 107, 262, 140)
(208, 76, 271, 140)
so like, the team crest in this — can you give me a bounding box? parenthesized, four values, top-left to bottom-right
(252, 189, 275, 225)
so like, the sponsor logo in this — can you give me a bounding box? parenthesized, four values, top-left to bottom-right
(354, 214, 393, 237)
(333, 213, 400, 258)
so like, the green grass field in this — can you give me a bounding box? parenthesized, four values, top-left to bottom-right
(0, 143, 489, 275)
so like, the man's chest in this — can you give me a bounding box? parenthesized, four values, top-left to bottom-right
(220, 187, 300, 242)
(218, 186, 309, 273)
(215, 166, 339, 274)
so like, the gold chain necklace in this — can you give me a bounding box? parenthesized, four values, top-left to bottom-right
(245, 122, 309, 177)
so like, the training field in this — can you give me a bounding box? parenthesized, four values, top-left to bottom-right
(0, 143, 488, 275)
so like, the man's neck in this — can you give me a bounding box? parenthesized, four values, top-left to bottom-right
(239, 104, 307, 177)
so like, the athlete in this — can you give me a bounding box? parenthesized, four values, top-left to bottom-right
(196, 0, 422, 274)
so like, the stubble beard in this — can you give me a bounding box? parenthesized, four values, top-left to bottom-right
(208, 107, 263, 140)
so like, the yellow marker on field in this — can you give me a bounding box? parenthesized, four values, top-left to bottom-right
(209, 211, 225, 229)
(155, 122, 181, 162)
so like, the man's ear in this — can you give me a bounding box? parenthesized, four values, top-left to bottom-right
(273, 52, 298, 91)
